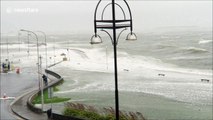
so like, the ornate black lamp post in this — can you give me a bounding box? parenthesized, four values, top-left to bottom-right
(91, 0, 137, 119)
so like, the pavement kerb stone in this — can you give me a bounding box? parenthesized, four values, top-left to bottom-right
(10, 89, 38, 120)
(10, 69, 63, 120)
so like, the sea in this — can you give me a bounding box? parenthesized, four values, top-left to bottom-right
(0, 27, 212, 119)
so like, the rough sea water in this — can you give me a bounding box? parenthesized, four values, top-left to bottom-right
(1, 28, 212, 119)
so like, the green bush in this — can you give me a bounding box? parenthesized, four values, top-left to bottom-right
(63, 103, 146, 120)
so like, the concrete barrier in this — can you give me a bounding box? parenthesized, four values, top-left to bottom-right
(27, 91, 43, 114)
(26, 69, 64, 114)
(26, 69, 85, 120)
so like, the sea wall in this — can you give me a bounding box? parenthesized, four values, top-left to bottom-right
(27, 69, 84, 120)
(26, 69, 64, 114)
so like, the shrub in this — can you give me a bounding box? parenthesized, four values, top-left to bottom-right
(64, 102, 145, 120)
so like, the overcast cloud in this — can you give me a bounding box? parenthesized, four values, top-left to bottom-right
(1, 1, 212, 34)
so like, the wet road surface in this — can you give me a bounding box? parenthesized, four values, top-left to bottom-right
(0, 72, 37, 120)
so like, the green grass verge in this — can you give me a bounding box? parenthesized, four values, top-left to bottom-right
(32, 86, 70, 104)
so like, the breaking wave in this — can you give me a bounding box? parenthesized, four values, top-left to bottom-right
(180, 47, 208, 54)
(198, 39, 212, 44)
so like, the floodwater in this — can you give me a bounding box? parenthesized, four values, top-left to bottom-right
(1, 29, 212, 119)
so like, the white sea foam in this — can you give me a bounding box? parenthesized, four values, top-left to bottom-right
(53, 45, 212, 105)
(3, 42, 212, 106)
(198, 39, 212, 44)
(181, 47, 208, 53)
(170, 56, 205, 60)
(53, 45, 212, 77)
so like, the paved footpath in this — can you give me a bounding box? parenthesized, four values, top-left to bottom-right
(11, 89, 48, 120)
(10, 73, 59, 120)
(0, 72, 38, 120)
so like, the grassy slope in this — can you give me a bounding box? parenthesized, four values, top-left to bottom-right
(32, 86, 70, 104)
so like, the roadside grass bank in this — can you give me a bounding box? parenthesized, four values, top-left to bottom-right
(32, 86, 70, 104)
(63, 102, 146, 120)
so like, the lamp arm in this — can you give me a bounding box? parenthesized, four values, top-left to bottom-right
(36, 31, 47, 46)
(123, 0, 133, 31)
(21, 30, 38, 42)
(100, 29, 113, 45)
(116, 28, 127, 44)
(100, 28, 127, 45)
(94, 0, 102, 34)
(101, 2, 126, 20)
(36, 31, 48, 69)
(20, 30, 39, 56)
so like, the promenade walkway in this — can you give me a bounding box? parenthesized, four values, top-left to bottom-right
(11, 89, 48, 120)
(10, 71, 61, 120)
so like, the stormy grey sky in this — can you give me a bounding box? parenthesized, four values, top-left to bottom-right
(1, 1, 212, 34)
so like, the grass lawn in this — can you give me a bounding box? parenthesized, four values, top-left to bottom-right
(32, 86, 70, 104)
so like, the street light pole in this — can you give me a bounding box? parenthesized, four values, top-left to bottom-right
(27, 32, 30, 56)
(53, 38, 56, 65)
(18, 32, 21, 61)
(39, 55, 44, 110)
(91, 0, 137, 119)
(20, 29, 44, 111)
(0, 33, 2, 73)
(36, 31, 53, 111)
(6, 35, 9, 61)
(111, 0, 119, 119)
(37, 31, 48, 70)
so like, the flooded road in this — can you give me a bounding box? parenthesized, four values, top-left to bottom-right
(0, 72, 37, 120)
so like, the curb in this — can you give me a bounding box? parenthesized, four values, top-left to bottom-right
(10, 69, 63, 119)
(10, 88, 37, 120)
